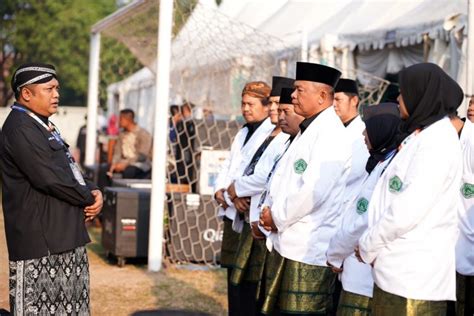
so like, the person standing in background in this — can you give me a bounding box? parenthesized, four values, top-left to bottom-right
(332, 79, 369, 309)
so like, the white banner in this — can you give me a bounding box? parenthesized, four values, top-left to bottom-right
(199, 149, 230, 195)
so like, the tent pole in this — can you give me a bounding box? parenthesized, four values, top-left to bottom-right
(85, 32, 101, 167)
(467, 0, 474, 97)
(148, 0, 174, 272)
(301, 28, 308, 62)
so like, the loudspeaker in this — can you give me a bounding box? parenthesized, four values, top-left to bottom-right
(101, 187, 151, 265)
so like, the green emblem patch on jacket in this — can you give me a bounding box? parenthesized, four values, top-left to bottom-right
(356, 197, 369, 215)
(294, 159, 308, 174)
(461, 183, 474, 199)
(388, 175, 403, 193)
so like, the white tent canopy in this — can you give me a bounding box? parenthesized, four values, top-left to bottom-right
(106, 0, 469, 122)
(338, 0, 467, 51)
(176, 0, 467, 75)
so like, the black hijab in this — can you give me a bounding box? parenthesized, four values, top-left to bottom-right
(363, 103, 401, 174)
(399, 63, 463, 135)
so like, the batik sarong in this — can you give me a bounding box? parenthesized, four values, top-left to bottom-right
(9, 246, 90, 315)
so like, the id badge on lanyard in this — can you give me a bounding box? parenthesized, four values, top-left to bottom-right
(257, 140, 292, 210)
(11, 105, 87, 186)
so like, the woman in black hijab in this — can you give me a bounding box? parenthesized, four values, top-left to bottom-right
(327, 102, 401, 315)
(357, 63, 464, 316)
(398, 62, 464, 135)
(362, 102, 401, 174)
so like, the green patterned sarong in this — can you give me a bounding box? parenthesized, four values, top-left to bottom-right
(372, 284, 446, 316)
(220, 217, 240, 268)
(456, 273, 474, 316)
(230, 224, 267, 288)
(261, 250, 336, 315)
(337, 289, 372, 316)
(262, 248, 286, 314)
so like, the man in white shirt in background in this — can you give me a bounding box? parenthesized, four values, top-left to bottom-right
(333, 78, 368, 203)
(332, 78, 369, 309)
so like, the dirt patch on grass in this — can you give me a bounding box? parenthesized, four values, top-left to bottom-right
(0, 216, 227, 315)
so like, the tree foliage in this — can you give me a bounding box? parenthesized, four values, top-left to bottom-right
(0, 0, 200, 108)
(0, 0, 140, 106)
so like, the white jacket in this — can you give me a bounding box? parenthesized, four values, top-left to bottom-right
(456, 118, 474, 276)
(359, 117, 462, 301)
(343, 116, 369, 212)
(233, 131, 290, 225)
(213, 118, 274, 220)
(327, 153, 395, 297)
(268, 106, 352, 266)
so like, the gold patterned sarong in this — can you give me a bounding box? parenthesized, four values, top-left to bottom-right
(230, 224, 267, 289)
(372, 284, 446, 316)
(220, 218, 240, 268)
(455, 272, 474, 316)
(261, 248, 286, 314)
(261, 250, 336, 315)
(337, 289, 372, 316)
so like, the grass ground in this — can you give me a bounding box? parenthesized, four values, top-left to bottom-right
(0, 214, 228, 315)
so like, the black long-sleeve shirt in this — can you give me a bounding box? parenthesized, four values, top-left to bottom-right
(1, 107, 96, 261)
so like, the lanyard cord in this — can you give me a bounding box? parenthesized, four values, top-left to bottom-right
(379, 149, 397, 175)
(257, 139, 292, 208)
(11, 105, 67, 149)
(265, 139, 292, 184)
(11, 105, 87, 186)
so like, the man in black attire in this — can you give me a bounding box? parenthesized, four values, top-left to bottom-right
(1, 63, 102, 315)
(177, 103, 196, 187)
(75, 115, 87, 167)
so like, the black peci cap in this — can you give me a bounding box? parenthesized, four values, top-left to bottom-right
(335, 78, 359, 95)
(295, 62, 341, 88)
(270, 76, 295, 97)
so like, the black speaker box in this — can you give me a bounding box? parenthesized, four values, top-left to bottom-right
(101, 186, 151, 265)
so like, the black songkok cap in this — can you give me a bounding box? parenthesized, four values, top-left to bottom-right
(279, 88, 294, 104)
(11, 63, 57, 94)
(270, 76, 295, 97)
(335, 78, 359, 95)
(295, 62, 341, 88)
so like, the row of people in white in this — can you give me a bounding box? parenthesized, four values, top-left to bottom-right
(327, 63, 473, 313)
(216, 62, 474, 314)
(213, 79, 297, 315)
